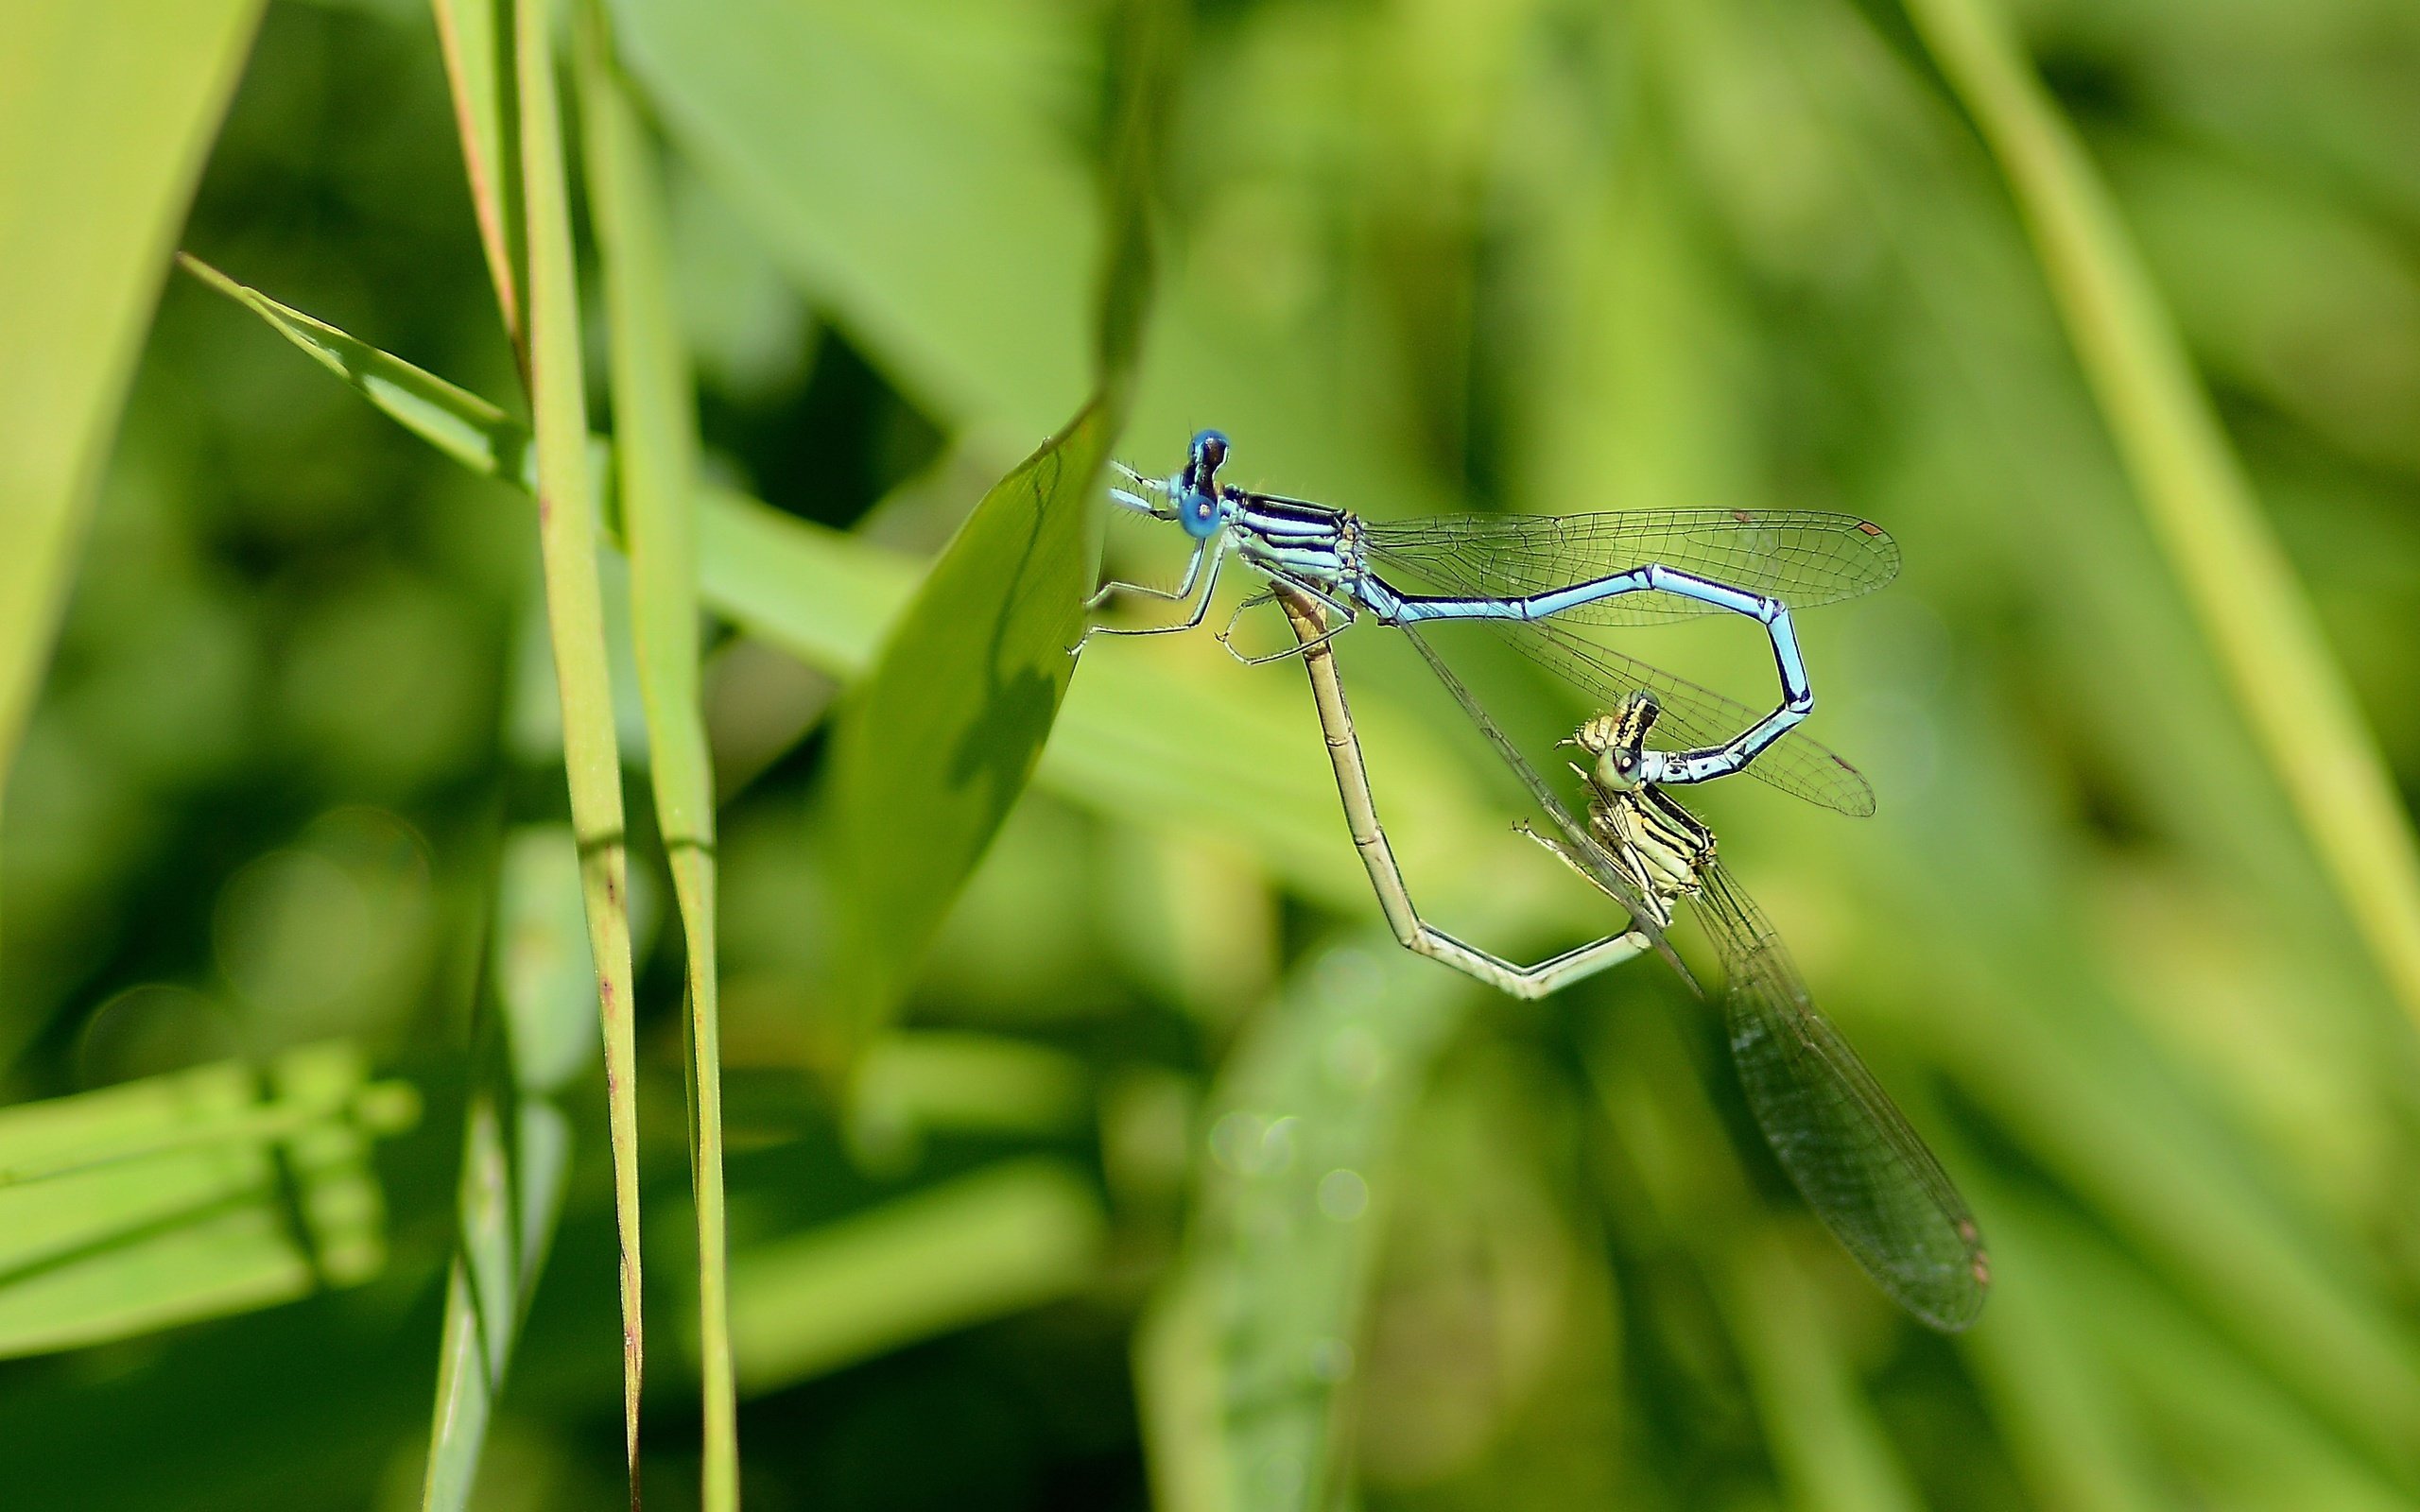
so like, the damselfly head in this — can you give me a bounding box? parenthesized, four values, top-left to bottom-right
(1576, 693, 1661, 793)
(1183, 430, 1229, 491)
(1175, 430, 1234, 540)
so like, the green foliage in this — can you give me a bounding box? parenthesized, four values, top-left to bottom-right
(0, 1042, 415, 1357)
(8, 0, 2420, 1508)
(419, 828, 594, 1512)
(507, 0, 649, 1484)
(0, 0, 264, 879)
(1904, 0, 2420, 1059)
(728, 1157, 1105, 1393)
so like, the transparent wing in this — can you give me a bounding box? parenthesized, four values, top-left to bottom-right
(1490, 618, 1876, 816)
(1693, 862, 1989, 1332)
(1402, 627, 1700, 990)
(1362, 509, 1900, 627)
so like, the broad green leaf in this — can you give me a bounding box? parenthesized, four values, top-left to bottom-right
(1901, 0, 2420, 1041)
(818, 404, 1111, 1050)
(0, 1043, 417, 1358)
(572, 5, 735, 1502)
(419, 829, 596, 1512)
(510, 0, 648, 1485)
(727, 1159, 1105, 1394)
(428, 0, 525, 354)
(0, 0, 262, 920)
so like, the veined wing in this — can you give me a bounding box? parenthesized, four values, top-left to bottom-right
(1692, 861, 1989, 1332)
(1403, 627, 1700, 990)
(1492, 618, 1876, 816)
(1363, 509, 1899, 627)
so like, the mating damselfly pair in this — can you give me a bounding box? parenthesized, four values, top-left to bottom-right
(1087, 430, 1989, 1333)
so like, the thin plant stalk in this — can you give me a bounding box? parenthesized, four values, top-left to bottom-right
(515, 0, 648, 1497)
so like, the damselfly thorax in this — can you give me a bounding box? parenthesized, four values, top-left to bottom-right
(1570, 691, 1715, 928)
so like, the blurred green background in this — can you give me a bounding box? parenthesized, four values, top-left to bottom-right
(7, 0, 2420, 1507)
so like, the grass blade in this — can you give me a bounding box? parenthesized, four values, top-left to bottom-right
(512, 0, 648, 1494)
(1585, 1002, 1927, 1512)
(1953, 1174, 2174, 1512)
(174, 253, 534, 486)
(420, 829, 597, 1512)
(1725, 1234, 1925, 1512)
(0, 0, 262, 942)
(572, 7, 735, 1503)
(429, 0, 525, 358)
(1901, 0, 2420, 1033)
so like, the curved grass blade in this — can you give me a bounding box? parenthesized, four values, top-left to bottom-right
(429, 0, 524, 359)
(512, 1, 648, 1493)
(1360, 507, 1900, 626)
(1696, 862, 1989, 1332)
(1902, 0, 2420, 1033)
(0, 0, 262, 971)
(1725, 1231, 1928, 1512)
(175, 253, 534, 486)
(571, 7, 736, 1504)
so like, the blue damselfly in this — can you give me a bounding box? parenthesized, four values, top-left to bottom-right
(1091, 430, 1896, 809)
